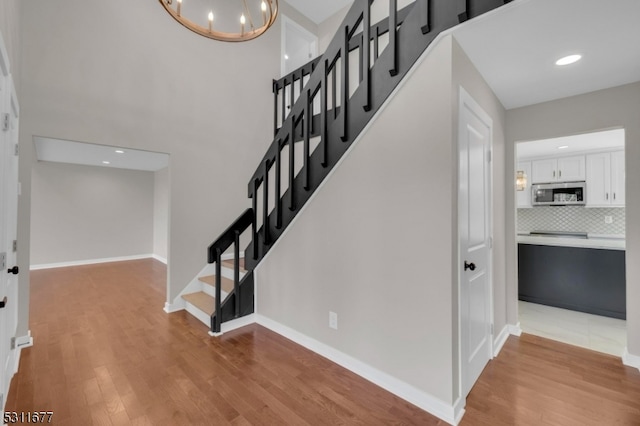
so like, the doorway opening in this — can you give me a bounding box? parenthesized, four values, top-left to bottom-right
(281, 14, 318, 77)
(515, 128, 626, 356)
(31, 136, 170, 274)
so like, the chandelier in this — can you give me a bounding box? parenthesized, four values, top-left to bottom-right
(159, 0, 279, 42)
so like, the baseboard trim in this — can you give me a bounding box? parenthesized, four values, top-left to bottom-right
(508, 322, 522, 337)
(493, 324, 510, 357)
(152, 254, 168, 264)
(30, 254, 156, 270)
(622, 347, 640, 371)
(255, 314, 457, 425)
(453, 396, 466, 425)
(163, 301, 184, 314)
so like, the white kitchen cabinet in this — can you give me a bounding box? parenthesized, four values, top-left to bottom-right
(611, 150, 625, 206)
(516, 161, 532, 208)
(531, 155, 585, 183)
(586, 150, 625, 207)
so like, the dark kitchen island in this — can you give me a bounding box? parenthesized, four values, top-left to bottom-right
(518, 236, 626, 320)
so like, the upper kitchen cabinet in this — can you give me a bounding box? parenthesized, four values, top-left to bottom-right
(587, 150, 625, 207)
(517, 161, 533, 208)
(531, 155, 586, 183)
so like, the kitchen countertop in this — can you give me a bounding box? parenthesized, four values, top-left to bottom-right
(517, 233, 625, 250)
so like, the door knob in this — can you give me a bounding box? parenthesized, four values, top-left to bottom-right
(464, 261, 476, 271)
(7, 266, 18, 275)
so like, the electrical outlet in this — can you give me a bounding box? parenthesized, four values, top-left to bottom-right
(329, 311, 338, 330)
(605, 216, 613, 224)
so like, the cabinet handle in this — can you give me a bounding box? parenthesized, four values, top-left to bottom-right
(613, 193, 616, 200)
(559, 170, 562, 178)
(553, 170, 556, 178)
(606, 193, 609, 200)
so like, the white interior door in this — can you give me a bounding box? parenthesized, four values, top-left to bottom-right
(458, 87, 493, 397)
(0, 49, 19, 411)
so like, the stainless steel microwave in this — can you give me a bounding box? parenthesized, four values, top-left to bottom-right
(532, 181, 586, 206)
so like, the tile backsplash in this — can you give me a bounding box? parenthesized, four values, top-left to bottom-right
(517, 206, 625, 235)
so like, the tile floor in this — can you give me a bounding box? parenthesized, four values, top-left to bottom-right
(518, 301, 627, 357)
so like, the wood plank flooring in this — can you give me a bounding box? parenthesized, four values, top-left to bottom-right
(6, 259, 640, 425)
(461, 333, 640, 426)
(6, 259, 445, 425)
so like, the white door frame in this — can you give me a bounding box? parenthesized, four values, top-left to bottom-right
(458, 86, 494, 399)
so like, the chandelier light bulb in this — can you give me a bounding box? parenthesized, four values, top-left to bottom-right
(261, 1, 267, 24)
(240, 14, 246, 25)
(208, 11, 214, 22)
(176, 0, 182, 16)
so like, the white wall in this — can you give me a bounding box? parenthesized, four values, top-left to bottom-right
(256, 35, 456, 405)
(505, 82, 640, 357)
(154, 167, 169, 262)
(30, 162, 154, 266)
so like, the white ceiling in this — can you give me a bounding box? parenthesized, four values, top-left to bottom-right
(517, 129, 625, 159)
(453, 0, 640, 109)
(34, 137, 169, 172)
(285, 0, 353, 24)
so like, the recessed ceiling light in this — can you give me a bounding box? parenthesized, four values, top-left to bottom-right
(102, 161, 110, 164)
(555, 54, 582, 66)
(558, 145, 569, 149)
(115, 150, 125, 154)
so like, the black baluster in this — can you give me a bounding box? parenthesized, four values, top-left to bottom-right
(389, 0, 398, 76)
(458, 0, 469, 22)
(213, 248, 222, 333)
(304, 92, 311, 190)
(263, 160, 270, 245)
(234, 230, 240, 317)
(421, 0, 431, 34)
(321, 60, 329, 167)
(252, 180, 258, 260)
(363, 0, 371, 112)
(341, 25, 349, 142)
(272, 79, 278, 135)
(281, 77, 287, 124)
(331, 62, 337, 119)
(290, 74, 295, 115)
(275, 141, 282, 228)
(288, 126, 296, 211)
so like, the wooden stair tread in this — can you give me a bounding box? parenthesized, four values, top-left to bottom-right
(182, 292, 215, 316)
(198, 275, 235, 294)
(222, 258, 246, 271)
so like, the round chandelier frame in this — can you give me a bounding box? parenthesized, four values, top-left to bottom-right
(159, 0, 279, 42)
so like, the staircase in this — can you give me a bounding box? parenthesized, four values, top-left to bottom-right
(185, 0, 510, 334)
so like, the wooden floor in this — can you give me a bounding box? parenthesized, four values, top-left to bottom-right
(7, 259, 445, 425)
(7, 259, 640, 425)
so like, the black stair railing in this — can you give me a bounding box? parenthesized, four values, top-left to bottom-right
(204, 0, 510, 333)
(207, 208, 254, 333)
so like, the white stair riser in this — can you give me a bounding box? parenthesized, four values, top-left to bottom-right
(184, 301, 211, 327)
